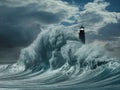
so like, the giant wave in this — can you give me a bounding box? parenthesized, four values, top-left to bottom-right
(0, 28, 120, 90)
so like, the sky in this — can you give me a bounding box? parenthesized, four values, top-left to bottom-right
(0, 0, 120, 64)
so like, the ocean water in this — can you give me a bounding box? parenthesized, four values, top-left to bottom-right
(0, 29, 120, 90)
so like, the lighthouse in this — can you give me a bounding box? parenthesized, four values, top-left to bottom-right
(79, 25, 85, 44)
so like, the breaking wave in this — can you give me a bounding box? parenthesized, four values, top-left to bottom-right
(0, 28, 120, 90)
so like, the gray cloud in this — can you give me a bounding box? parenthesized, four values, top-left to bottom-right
(98, 22, 120, 40)
(0, 0, 120, 63)
(0, 5, 65, 47)
(0, 0, 78, 48)
(0, 47, 21, 64)
(105, 39, 120, 59)
(0, 0, 78, 63)
(86, 21, 120, 42)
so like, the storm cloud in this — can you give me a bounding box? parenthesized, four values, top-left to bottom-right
(0, 0, 120, 63)
(0, 1, 75, 47)
(0, 0, 78, 63)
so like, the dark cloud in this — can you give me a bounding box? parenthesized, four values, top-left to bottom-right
(105, 40, 120, 59)
(0, 5, 38, 47)
(0, 0, 120, 63)
(0, 47, 21, 64)
(98, 22, 120, 40)
(0, 3, 65, 48)
(86, 21, 120, 42)
(0, 0, 72, 63)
